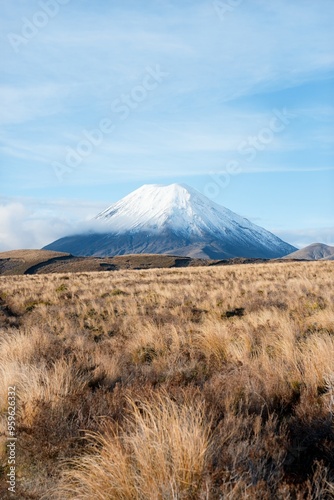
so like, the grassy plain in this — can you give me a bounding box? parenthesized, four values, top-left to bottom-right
(0, 261, 333, 499)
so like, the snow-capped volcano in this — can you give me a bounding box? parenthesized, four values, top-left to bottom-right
(44, 183, 296, 259)
(95, 183, 214, 235)
(94, 183, 255, 236)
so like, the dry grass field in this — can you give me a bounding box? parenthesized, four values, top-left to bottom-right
(0, 261, 333, 499)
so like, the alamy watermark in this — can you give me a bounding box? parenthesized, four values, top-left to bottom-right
(52, 64, 169, 182)
(7, 386, 17, 494)
(204, 108, 296, 199)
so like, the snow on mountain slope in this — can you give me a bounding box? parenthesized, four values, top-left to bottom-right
(95, 183, 244, 235)
(95, 183, 288, 250)
(44, 183, 297, 258)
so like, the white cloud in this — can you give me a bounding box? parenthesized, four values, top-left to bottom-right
(0, 199, 109, 252)
(275, 227, 334, 249)
(0, 203, 71, 251)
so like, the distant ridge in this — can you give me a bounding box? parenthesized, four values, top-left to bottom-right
(0, 249, 71, 275)
(0, 249, 270, 276)
(44, 183, 296, 259)
(282, 243, 334, 260)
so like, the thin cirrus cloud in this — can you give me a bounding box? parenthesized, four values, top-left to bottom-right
(0, 84, 70, 126)
(0, 0, 333, 250)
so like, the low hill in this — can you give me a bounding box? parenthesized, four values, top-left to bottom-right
(0, 249, 273, 276)
(0, 249, 71, 275)
(321, 254, 334, 260)
(0, 251, 196, 275)
(283, 243, 334, 261)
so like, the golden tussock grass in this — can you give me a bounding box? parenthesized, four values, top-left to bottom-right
(51, 393, 211, 500)
(0, 260, 333, 499)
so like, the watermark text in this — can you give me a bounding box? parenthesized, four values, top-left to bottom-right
(7, 386, 17, 494)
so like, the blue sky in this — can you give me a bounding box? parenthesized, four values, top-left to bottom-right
(0, 0, 333, 250)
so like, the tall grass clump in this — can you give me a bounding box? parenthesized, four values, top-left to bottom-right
(53, 393, 211, 500)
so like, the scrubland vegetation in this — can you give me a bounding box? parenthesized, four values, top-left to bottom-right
(0, 261, 334, 499)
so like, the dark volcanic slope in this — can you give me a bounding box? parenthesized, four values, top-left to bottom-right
(44, 229, 295, 260)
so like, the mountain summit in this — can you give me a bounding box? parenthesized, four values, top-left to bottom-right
(44, 183, 296, 258)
